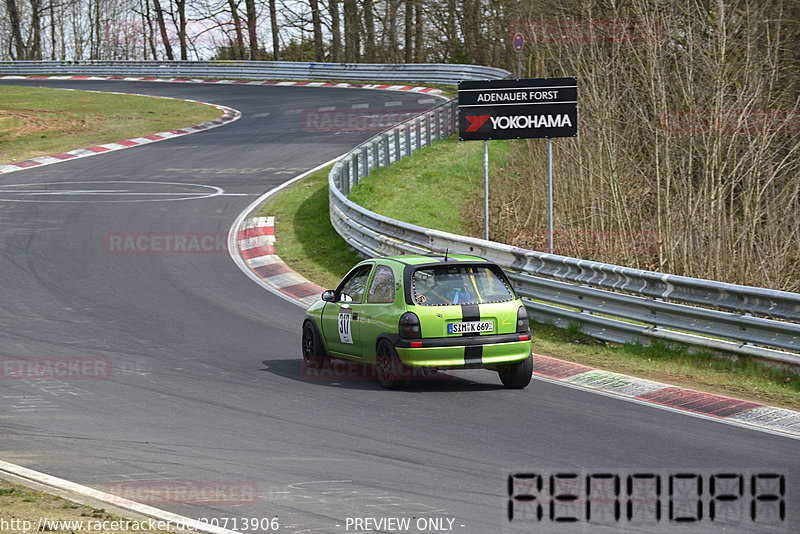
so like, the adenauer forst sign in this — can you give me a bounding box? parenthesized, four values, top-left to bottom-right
(458, 77, 578, 140)
(457, 76, 577, 250)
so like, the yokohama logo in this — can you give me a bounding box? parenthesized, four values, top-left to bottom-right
(490, 114, 572, 129)
(464, 115, 491, 132)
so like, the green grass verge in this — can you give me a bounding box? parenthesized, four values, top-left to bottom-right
(259, 135, 799, 410)
(350, 136, 509, 234)
(0, 477, 184, 533)
(0, 85, 222, 164)
(531, 321, 799, 410)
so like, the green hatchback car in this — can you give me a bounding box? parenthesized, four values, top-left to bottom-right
(302, 254, 533, 389)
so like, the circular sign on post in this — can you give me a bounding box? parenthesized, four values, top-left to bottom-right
(513, 33, 525, 52)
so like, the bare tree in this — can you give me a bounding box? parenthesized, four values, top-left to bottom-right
(6, 0, 26, 59)
(462, 0, 482, 64)
(383, 0, 398, 62)
(343, 0, 358, 61)
(328, 0, 341, 61)
(413, 0, 422, 61)
(175, 0, 187, 59)
(362, 0, 374, 61)
(244, 0, 256, 58)
(151, 0, 174, 59)
(309, 0, 323, 60)
(269, 0, 278, 59)
(226, 0, 245, 57)
(403, 0, 411, 62)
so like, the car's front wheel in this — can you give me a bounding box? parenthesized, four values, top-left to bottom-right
(302, 321, 329, 369)
(375, 340, 409, 389)
(498, 353, 533, 389)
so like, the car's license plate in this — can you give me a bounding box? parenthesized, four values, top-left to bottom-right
(448, 320, 494, 334)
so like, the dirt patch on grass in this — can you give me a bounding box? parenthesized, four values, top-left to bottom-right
(0, 109, 99, 141)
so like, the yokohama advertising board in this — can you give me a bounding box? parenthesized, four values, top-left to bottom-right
(458, 77, 578, 140)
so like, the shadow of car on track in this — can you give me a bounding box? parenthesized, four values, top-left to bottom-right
(259, 359, 504, 392)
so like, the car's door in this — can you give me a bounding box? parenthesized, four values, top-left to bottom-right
(320, 263, 373, 358)
(358, 264, 401, 360)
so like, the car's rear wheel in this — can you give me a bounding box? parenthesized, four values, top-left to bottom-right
(498, 353, 533, 389)
(302, 321, 329, 369)
(375, 340, 408, 389)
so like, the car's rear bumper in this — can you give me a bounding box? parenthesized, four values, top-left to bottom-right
(395, 333, 531, 368)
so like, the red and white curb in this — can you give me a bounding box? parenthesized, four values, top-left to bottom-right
(228, 158, 340, 307)
(237, 216, 325, 306)
(0, 74, 443, 95)
(533, 354, 800, 438)
(0, 88, 240, 175)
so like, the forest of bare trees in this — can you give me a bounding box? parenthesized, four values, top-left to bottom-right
(0, 0, 524, 63)
(1, 0, 799, 291)
(469, 1, 800, 292)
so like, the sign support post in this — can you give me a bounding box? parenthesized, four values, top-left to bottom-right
(484, 140, 489, 240)
(547, 138, 553, 254)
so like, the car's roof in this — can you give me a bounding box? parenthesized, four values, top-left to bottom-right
(375, 254, 489, 266)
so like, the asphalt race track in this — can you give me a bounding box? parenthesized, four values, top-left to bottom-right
(0, 79, 797, 534)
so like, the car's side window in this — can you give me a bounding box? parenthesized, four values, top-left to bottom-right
(338, 265, 372, 303)
(366, 265, 395, 304)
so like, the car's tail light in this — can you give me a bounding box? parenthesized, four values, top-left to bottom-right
(399, 312, 421, 339)
(517, 306, 529, 333)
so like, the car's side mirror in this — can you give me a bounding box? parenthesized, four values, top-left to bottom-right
(321, 290, 336, 302)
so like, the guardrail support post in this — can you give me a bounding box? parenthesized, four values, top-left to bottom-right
(361, 146, 369, 177)
(382, 133, 390, 166)
(405, 123, 411, 157)
(344, 160, 353, 187)
(434, 108, 441, 140)
(394, 129, 401, 163)
(425, 114, 432, 146)
(415, 119, 421, 150)
(342, 164, 350, 196)
(371, 140, 379, 170)
(352, 153, 359, 185)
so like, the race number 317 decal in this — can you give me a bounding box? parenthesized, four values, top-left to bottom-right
(338, 309, 353, 344)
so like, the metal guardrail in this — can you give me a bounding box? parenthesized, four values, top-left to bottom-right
(327, 105, 800, 370)
(0, 60, 511, 85)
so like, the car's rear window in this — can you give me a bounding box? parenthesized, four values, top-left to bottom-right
(411, 265, 514, 306)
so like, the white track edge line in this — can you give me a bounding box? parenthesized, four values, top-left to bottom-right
(227, 156, 343, 308)
(0, 460, 241, 534)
